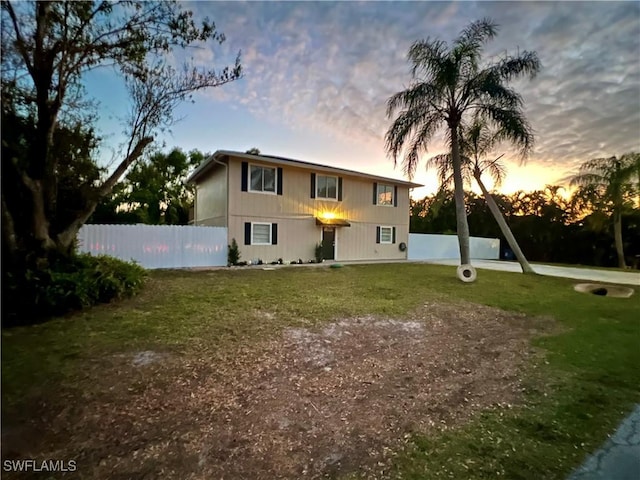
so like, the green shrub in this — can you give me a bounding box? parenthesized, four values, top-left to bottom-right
(228, 238, 241, 266)
(3, 253, 147, 326)
(314, 243, 324, 263)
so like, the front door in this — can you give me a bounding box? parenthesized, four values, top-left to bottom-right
(322, 228, 335, 260)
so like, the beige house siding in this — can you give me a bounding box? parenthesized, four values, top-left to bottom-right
(227, 158, 410, 224)
(224, 156, 411, 262)
(195, 165, 227, 227)
(335, 222, 408, 261)
(229, 215, 319, 263)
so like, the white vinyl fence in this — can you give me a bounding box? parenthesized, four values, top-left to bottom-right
(408, 233, 500, 261)
(77, 224, 228, 269)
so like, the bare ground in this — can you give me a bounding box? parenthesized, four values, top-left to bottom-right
(3, 302, 556, 479)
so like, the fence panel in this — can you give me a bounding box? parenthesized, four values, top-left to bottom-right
(408, 233, 499, 261)
(77, 224, 227, 269)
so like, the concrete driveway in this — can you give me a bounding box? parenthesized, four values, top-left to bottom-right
(423, 259, 640, 286)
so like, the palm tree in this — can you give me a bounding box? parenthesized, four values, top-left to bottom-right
(428, 120, 535, 273)
(568, 153, 640, 268)
(385, 19, 540, 267)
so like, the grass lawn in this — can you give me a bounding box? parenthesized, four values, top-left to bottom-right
(2, 263, 639, 479)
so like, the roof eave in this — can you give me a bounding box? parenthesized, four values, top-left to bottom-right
(187, 150, 424, 188)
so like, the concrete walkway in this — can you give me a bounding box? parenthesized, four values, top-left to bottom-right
(567, 405, 640, 480)
(422, 259, 640, 286)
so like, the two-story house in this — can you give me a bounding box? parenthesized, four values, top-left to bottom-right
(187, 151, 422, 263)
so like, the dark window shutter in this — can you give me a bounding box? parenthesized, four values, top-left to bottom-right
(244, 222, 251, 245)
(376, 226, 381, 244)
(392, 227, 396, 244)
(271, 223, 278, 245)
(241, 162, 248, 191)
(338, 177, 343, 201)
(310, 173, 316, 198)
(373, 183, 378, 205)
(277, 168, 283, 195)
(394, 186, 398, 207)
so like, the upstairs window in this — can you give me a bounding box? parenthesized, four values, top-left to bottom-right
(377, 184, 394, 206)
(317, 175, 338, 200)
(250, 165, 276, 193)
(310, 173, 342, 200)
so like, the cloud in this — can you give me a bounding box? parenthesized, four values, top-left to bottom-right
(178, 1, 639, 186)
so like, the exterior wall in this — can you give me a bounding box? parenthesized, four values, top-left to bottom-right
(229, 215, 320, 263)
(226, 156, 410, 261)
(195, 164, 227, 226)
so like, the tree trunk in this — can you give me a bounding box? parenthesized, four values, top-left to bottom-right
(1, 193, 18, 256)
(613, 209, 626, 268)
(55, 201, 99, 251)
(474, 172, 535, 274)
(450, 125, 471, 265)
(56, 136, 154, 250)
(20, 174, 56, 252)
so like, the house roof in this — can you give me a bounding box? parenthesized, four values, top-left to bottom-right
(186, 150, 423, 188)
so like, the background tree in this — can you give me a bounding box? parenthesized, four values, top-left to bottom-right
(1, 1, 242, 267)
(385, 18, 540, 270)
(567, 153, 640, 268)
(409, 185, 640, 269)
(91, 148, 206, 225)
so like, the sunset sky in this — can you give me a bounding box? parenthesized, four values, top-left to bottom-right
(90, 1, 640, 198)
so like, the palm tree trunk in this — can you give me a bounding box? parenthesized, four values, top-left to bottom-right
(450, 125, 471, 265)
(613, 209, 626, 268)
(474, 172, 535, 274)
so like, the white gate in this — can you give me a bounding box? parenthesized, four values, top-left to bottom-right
(77, 224, 228, 269)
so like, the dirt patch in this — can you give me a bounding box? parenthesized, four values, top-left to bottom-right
(3, 302, 556, 479)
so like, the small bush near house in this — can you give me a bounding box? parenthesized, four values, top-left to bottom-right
(3, 253, 146, 326)
(228, 238, 241, 266)
(314, 243, 323, 263)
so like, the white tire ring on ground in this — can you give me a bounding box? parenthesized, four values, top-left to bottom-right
(457, 264, 477, 282)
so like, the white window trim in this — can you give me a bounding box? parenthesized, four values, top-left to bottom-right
(376, 183, 394, 207)
(251, 222, 272, 245)
(248, 164, 277, 195)
(316, 174, 339, 201)
(379, 225, 394, 244)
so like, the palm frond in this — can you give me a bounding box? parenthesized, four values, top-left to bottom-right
(566, 154, 639, 213)
(459, 118, 498, 160)
(408, 39, 447, 79)
(472, 74, 524, 110)
(478, 155, 506, 187)
(570, 172, 606, 188)
(385, 107, 424, 163)
(476, 105, 534, 160)
(401, 112, 442, 178)
(452, 19, 497, 84)
(385, 107, 442, 178)
(386, 81, 444, 118)
(426, 152, 473, 188)
(490, 51, 541, 82)
(454, 18, 497, 55)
